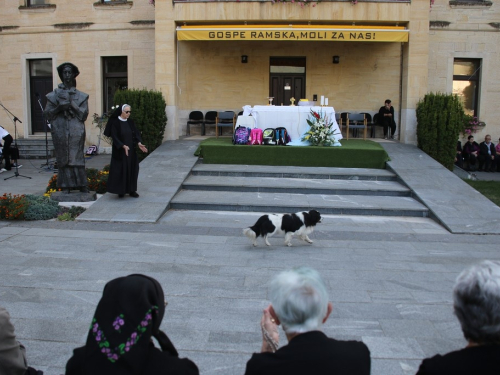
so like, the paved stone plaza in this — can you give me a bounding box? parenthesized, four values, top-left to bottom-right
(1, 140, 500, 375)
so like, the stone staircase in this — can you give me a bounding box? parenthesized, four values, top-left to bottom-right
(170, 164, 430, 217)
(15, 138, 55, 159)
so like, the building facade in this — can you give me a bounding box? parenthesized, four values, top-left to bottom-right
(0, 0, 497, 148)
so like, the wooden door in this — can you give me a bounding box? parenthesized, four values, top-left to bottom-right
(269, 75, 305, 106)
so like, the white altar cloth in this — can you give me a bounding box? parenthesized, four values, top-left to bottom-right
(248, 106, 342, 142)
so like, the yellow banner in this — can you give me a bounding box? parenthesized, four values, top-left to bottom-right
(177, 25, 409, 43)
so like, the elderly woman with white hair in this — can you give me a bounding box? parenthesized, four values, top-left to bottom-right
(245, 267, 370, 375)
(416, 260, 500, 374)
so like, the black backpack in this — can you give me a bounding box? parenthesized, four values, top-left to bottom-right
(262, 128, 277, 145)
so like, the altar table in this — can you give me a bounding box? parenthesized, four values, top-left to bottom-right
(243, 105, 342, 142)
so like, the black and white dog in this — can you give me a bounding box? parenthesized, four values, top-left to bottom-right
(243, 210, 322, 247)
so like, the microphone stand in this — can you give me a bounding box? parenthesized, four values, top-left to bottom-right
(0, 101, 31, 180)
(35, 93, 55, 172)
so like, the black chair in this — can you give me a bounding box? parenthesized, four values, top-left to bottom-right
(204, 111, 217, 134)
(346, 113, 367, 140)
(186, 111, 204, 136)
(215, 111, 235, 138)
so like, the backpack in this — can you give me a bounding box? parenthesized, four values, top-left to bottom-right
(262, 128, 277, 145)
(275, 127, 291, 145)
(86, 145, 98, 155)
(249, 128, 263, 145)
(232, 126, 251, 145)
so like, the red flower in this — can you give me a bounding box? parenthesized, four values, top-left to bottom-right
(313, 111, 320, 120)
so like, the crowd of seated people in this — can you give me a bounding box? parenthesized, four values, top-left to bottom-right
(458, 134, 500, 172)
(1, 262, 500, 375)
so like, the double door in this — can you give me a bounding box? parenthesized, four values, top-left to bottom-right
(269, 74, 305, 106)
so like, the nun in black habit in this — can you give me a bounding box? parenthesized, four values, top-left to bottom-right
(104, 104, 148, 198)
(65, 274, 199, 375)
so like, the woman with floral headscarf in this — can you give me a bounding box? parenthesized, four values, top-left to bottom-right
(65, 274, 198, 375)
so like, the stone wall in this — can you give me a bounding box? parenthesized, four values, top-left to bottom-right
(0, 0, 155, 145)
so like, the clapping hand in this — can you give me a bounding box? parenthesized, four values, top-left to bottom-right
(260, 305, 280, 353)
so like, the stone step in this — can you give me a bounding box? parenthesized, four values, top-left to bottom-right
(192, 163, 397, 181)
(170, 190, 429, 217)
(14, 139, 55, 159)
(183, 175, 411, 197)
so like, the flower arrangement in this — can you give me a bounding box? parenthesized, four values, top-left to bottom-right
(462, 114, 485, 136)
(302, 109, 340, 146)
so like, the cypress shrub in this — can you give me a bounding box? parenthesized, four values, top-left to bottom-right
(113, 89, 168, 162)
(416, 93, 464, 170)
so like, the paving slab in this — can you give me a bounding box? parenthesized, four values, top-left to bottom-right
(381, 142, 500, 234)
(0, 209, 499, 375)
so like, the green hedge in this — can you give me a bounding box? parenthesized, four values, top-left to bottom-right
(416, 93, 464, 170)
(113, 89, 168, 162)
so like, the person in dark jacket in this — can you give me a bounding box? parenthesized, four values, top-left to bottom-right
(0, 126, 14, 171)
(104, 104, 148, 198)
(462, 135, 480, 171)
(478, 134, 499, 172)
(415, 260, 500, 375)
(245, 267, 370, 375)
(65, 274, 199, 375)
(378, 99, 396, 140)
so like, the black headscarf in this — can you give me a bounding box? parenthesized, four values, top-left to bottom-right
(103, 104, 128, 137)
(80, 274, 178, 374)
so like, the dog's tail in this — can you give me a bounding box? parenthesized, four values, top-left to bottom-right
(243, 227, 257, 241)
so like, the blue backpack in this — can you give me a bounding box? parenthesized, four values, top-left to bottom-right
(233, 126, 251, 145)
(275, 127, 291, 145)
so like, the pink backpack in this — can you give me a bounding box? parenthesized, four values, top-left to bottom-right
(249, 128, 263, 145)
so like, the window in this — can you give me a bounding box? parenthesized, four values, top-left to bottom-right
(103, 57, 128, 112)
(453, 59, 481, 117)
(27, 0, 48, 5)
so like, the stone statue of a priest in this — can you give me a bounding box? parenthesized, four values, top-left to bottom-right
(44, 62, 89, 193)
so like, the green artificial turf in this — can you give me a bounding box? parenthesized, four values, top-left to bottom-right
(194, 137, 390, 169)
(464, 180, 500, 207)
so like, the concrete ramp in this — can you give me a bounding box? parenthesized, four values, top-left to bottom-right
(77, 140, 200, 223)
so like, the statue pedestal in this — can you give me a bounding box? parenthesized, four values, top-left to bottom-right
(50, 191, 97, 202)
